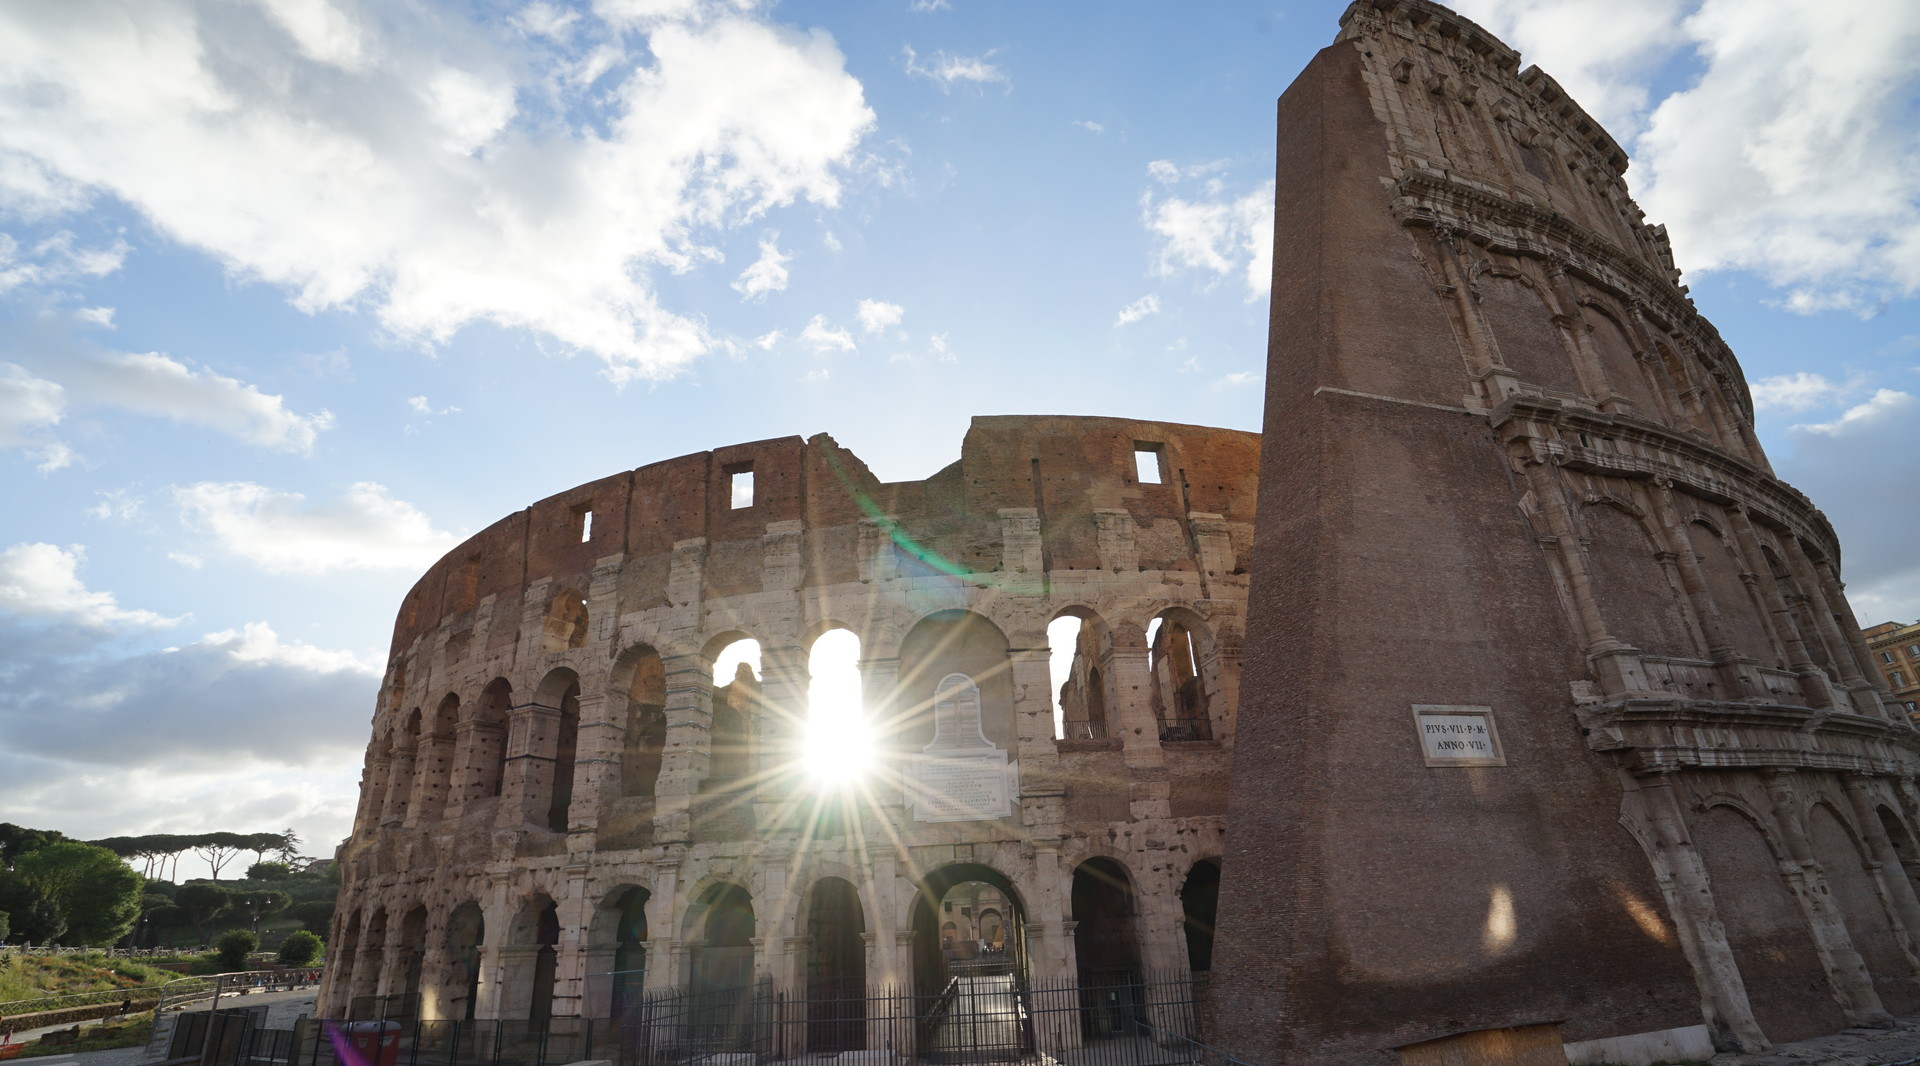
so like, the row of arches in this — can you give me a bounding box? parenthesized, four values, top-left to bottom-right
(1560, 480, 1882, 711)
(357, 604, 1241, 836)
(329, 856, 1223, 1030)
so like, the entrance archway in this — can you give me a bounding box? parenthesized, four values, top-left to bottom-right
(805, 878, 867, 1051)
(1071, 858, 1145, 1040)
(444, 903, 484, 1021)
(908, 864, 1027, 995)
(606, 888, 649, 1020)
(1180, 861, 1220, 974)
(691, 884, 756, 991)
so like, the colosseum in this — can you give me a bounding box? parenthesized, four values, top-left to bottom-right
(324, 415, 1256, 1045)
(329, 2, 1920, 1064)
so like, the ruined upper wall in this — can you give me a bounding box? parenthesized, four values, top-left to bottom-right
(387, 415, 1259, 658)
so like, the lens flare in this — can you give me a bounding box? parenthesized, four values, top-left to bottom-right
(806, 629, 872, 787)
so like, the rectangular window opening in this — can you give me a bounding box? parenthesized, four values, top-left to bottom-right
(728, 466, 754, 509)
(1133, 443, 1164, 485)
(579, 508, 594, 543)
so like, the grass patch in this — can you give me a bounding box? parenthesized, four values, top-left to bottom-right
(8, 1011, 154, 1058)
(0, 955, 182, 1004)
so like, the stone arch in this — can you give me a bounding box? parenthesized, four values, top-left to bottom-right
(541, 587, 590, 653)
(355, 907, 389, 1011)
(1147, 608, 1213, 742)
(414, 694, 459, 822)
(1692, 802, 1846, 1042)
(688, 882, 757, 992)
(1685, 518, 1778, 667)
(396, 904, 428, 1017)
(908, 862, 1027, 994)
(1050, 606, 1113, 741)
(1580, 498, 1699, 660)
(462, 678, 513, 803)
(1180, 859, 1221, 974)
(1808, 802, 1918, 1013)
(522, 668, 583, 833)
(1583, 300, 1662, 416)
(505, 893, 561, 1022)
(1880, 805, 1920, 892)
(897, 611, 1014, 754)
(803, 876, 868, 1051)
(614, 645, 667, 800)
(1761, 543, 1842, 681)
(1476, 268, 1582, 394)
(1071, 856, 1145, 984)
(442, 901, 485, 1021)
(331, 906, 362, 1014)
(587, 885, 650, 1019)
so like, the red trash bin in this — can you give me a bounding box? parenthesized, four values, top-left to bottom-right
(339, 1021, 401, 1066)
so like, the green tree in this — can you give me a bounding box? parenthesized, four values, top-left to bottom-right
(214, 928, 258, 971)
(289, 899, 335, 936)
(246, 862, 292, 881)
(175, 883, 229, 945)
(191, 833, 252, 881)
(0, 909, 9, 941)
(0, 871, 66, 943)
(0, 823, 66, 870)
(13, 842, 142, 945)
(226, 889, 292, 934)
(276, 929, 322, 966)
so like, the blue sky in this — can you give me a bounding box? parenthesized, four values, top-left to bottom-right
(2, 0, 1917, 874)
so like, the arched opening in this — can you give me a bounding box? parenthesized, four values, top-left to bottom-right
(692, 884, 756, 992)
(467, 679, 512, 802)
(622, 649, 667, 799)
(1071, 858, 1145, 1039)
(331, 908, 361, 1016)
(416, 695, 459, 821)
(909, 864, 1027, 994)
(1879, 806, 1920, 890)
(605, 888, 650, 1020)
(805, 877, 867, 1052)
(1809, 804, 1919, 1013)
(1685, 520, 1777, 668)
(1050, 612, 1111, 741)
(1147, 614, 1211, 742)
(547, 680, 581, 833)
(1763, 545, 1843, 681)
(710, 663, 758, 789)
(506, 897, 561, 1023)
(1692, 805, 1844, 1041)
(541, 588, 590, 653)
(1180, 860, 1220, 974)
(354, 908, 388, 1015)
(387, 710, 420, 823)
(804, 628, 870, 787)
(396, 905, 427, 1018)
(444, 902, 485, 1021)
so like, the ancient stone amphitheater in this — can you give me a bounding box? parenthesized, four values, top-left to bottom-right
(324, 416, 1254, 1026)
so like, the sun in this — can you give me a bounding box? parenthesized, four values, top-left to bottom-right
(803, 629, 874, 788)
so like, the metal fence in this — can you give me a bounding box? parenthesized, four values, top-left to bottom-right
(260, 970, 1222, 1066)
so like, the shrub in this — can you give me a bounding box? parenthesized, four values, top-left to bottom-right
(213, 929, 257, 971)
(245, 862, 291, 882)
(276, 930, 322, 966)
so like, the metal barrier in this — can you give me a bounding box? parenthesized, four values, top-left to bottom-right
(262, 970, 1222, 1066)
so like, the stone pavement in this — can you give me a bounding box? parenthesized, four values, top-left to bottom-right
(1711, 1015, 1920, 1066)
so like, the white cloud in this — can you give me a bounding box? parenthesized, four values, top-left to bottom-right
(62, 351, 334, 454)
(407, 395, 459, 417)
(1455, 0, 1920, 310)
(1750, 371, 1845, 413)
(1142, 173, 1274, 300)
(1075, 120, 1105, 134)
(87, 488, 146, 523)
(733, 235, 792, 298)
(1114, 294, 1159, 326)
(173, 481, 459, 575)
(799, 313, 856, 353)
(0, 542, 178, 628)
(0, 362, 65, 450)
(903, 45, 1008, 91)
(0, 230, 129, 296)
(1792, 388, 1915, 437)
(1216, 370, 1261, 388)
(909, 0, 950, 11)
(753, 329, 782, 350)
(0, 1, 875, 382)
(513, 1, 582, 41)
(930, 332, 953, 362)
(856, 298, 903, 334)
(76, 306, 115, 328)
(168, 550, 204, 569)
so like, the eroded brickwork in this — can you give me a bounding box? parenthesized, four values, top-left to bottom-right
(1216, 3, 1920, 1064)
(324, 416, 1255, 1033)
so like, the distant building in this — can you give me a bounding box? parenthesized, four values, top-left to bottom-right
(1865, 620, 1920, 718)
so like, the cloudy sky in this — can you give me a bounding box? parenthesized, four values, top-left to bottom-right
(2, 0, 1917, 876)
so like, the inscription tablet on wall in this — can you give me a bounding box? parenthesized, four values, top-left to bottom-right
(908, 753, 1014, 822)
(1412, 705, 1506, 767)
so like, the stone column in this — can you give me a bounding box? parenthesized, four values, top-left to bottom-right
(1844, 776, 1920, 968)
(552, 862, 593, 1018)
(645, 856, 684, 994)
(1104, 624, 1166, 769)
(498, 701, 562, 830)
(653, 654, 714, 844)
(1007, 644, 1058, 759)
(409, 719, 457, 825)
(1729, 507, 1832, 709)
(1762, 771, 1893, 1026)
(1619, 771, 1767, 1052)
(567, 690, 615, 838)
(476, 871, 513, 1018)
(1650, 480, 1751, 696)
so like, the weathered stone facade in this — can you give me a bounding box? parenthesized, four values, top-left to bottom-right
(324, 416, 1254, 1026)
(1216, 2, 1920, 1064)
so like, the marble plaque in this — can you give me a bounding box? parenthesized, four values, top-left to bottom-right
(1412, 705, 1505, 767)
(908, 751, 1014, 822)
